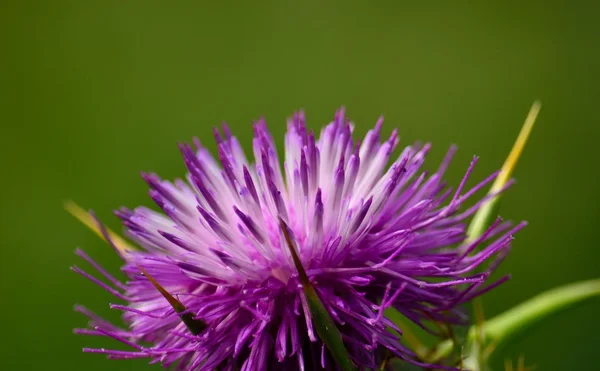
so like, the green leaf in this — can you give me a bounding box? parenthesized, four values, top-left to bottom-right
(466, 101, 541, 241)
(65, 200, 135, 253)
(279, 217, 356, 371)
(462, 101, 541, 370)
(384, 308, 429, 360)
(428, 279, 600, 364)
(391, 102, 543, 365)
(479, 278, 600, 346)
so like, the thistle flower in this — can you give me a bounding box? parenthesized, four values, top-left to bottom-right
(73, 108, 525, 370)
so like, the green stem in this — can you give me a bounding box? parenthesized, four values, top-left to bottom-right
(428, 279, 600, 363)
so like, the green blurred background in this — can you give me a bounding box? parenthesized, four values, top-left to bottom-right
(2, 1, 599, 370)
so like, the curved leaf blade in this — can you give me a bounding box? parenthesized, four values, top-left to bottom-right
(429, 279, 600, 363)
(64, 200, 134, 253)
(482, 278, 600, 345)
(466, 101, 541, 241)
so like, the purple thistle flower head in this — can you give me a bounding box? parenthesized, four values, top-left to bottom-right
(73, 108, 525, 370)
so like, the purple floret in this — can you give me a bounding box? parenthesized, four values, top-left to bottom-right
(74, 108, 525, 370)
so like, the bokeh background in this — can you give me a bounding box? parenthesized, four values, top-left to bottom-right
(2, 1, 599, 370)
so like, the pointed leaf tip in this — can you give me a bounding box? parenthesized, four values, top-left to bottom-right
(278, 217, 310, 285)
(139, 267, 207, 335)
(278, 217, 356, 371)
(492, 100, 541, 194)
(467, 101, 540, 241)
(64, 200, 134, 253)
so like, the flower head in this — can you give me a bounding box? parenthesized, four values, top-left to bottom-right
(74, 108, 525, 370)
